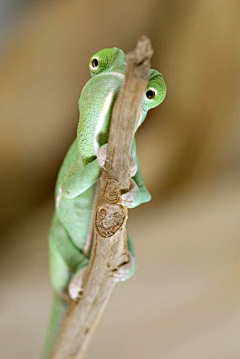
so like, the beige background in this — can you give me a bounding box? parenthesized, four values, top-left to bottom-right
(0, 1, 240, 358)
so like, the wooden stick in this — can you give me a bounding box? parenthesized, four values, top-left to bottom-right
(50, 35, 153, 359)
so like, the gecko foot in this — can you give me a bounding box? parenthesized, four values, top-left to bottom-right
(111, 251, 135, 282)
(120, 178, 139, 207)
(97, 144, 137, 177)
(97, 144, 108, 168)
(68, 267, 86, 301)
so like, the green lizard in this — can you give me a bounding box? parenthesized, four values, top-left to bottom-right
(40, 47, 166, 359)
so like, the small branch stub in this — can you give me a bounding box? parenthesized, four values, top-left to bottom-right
(95, 204, 125, 238)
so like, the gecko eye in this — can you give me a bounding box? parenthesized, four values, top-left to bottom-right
(91, 58, 99, 68)
(146, 89, 156, 99)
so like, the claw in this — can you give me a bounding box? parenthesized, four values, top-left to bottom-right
(68, 285, 84, 301)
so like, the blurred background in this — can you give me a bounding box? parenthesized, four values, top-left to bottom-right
(1, 1, 240, 358)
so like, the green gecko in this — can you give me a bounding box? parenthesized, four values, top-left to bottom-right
(40, 47, 166, 359)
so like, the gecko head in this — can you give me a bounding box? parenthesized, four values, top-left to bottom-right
(77, 48, 166, 161)
(88, 48, 166, 128)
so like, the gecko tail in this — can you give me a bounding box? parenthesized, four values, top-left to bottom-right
(39, 292, 70, 359)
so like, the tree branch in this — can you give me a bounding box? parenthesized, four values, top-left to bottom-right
(50, 35, 153, 359)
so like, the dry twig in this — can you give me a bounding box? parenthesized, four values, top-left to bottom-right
(50, 35, 153, 359)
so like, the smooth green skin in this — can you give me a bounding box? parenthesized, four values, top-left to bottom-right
(40, 48, 166, 359)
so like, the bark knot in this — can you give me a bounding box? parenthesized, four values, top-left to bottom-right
(95, 204, 125, 238)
